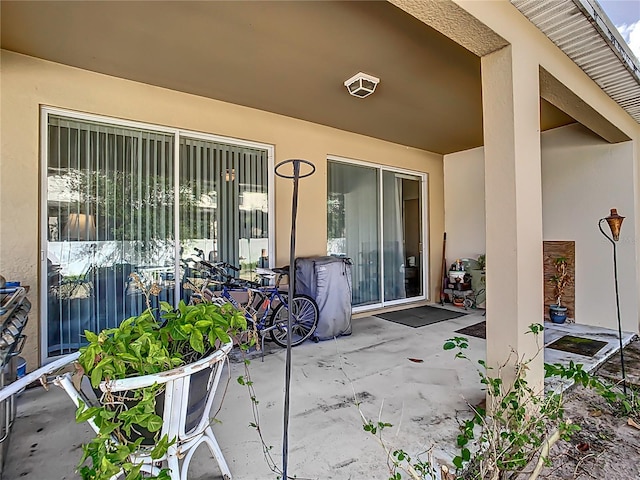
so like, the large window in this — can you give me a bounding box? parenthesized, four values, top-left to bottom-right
(327, 159, 426, 309)
(42, 109, 272, 359)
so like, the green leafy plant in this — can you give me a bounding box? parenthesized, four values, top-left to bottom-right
(476, 254, 486, 271)
(545, 361, 639, 420)
(360, 416, 437, 480)
(74, 274, 248, 480)
(442, 325, 580, 480)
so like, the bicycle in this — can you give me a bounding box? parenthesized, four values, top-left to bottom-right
(460, 288, 486, 310)
(188, 258, 319, 354)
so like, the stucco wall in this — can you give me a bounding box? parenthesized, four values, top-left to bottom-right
(0, 51, 444, 367)
(443, 147, 485, 262)
(444, 123, 638, 332)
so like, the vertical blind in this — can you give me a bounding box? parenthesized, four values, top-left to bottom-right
(46, 116, 176, 355)
(179, 137, 269, 278)
(45, 114, 269, 357)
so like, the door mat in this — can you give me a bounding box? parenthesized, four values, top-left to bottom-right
(546, 335, 608, 357)
(375, 306, 466, 328)
(455, 321, 486, 339)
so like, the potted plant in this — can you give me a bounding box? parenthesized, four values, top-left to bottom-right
(549, 256, 569, 324)
(477, 254, 486, 272)
(73, 274, 250, 480)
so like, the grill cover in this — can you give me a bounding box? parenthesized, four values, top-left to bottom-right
(295, 256, 352, 340)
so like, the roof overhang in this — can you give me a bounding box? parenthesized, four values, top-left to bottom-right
(512, 0, 640, 124)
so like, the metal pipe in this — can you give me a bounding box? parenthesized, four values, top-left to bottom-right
(275, 159, 315, 479)
(0, 352, 80, 403)
(282, 160, 301, 479)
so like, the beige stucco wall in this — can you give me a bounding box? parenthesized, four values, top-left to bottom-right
(395, 0, 640, 338)
(0, 50, 444, 367)
(452, 0, 640, 335)
(444, 124, 638, 333)
(443, 147, 485, 261)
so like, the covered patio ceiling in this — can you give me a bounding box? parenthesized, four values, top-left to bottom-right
(0, 0, 579, 155)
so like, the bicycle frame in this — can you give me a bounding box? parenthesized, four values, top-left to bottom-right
(183, 257, 318, 360)
(216, 283, 289, 337)
(187, 264, 294, 352)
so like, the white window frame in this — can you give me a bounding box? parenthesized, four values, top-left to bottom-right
(40, 106, 275, 363)
(327, 154, 429, 313)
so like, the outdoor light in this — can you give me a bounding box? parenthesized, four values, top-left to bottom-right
(598, 208, 627, 395)
(344, 72, 380, 98)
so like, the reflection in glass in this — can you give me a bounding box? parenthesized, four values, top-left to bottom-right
(383, 172, 423, 301)
(327, 162, 380, 306)
(327, 162, 423, 308)
(45, 116, 271, 357)
(46, 116, 175, 356)
(178, 138, 269, 303)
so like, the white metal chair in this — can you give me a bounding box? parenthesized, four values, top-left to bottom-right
(54, 342, 233, 480)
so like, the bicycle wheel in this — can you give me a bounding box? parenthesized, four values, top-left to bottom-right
(269, 294, 318, 347)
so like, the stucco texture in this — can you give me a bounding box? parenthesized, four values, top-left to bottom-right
(444, 123, 638, 333)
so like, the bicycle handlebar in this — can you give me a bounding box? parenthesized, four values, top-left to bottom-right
(198, 259, 240, 272)
(227, 278, 262, 289)
(198, 259, 216, 270)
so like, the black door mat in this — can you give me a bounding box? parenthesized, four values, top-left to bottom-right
(546, 335, 608, 357)
(375, 306, 466, 328)
(455, 321, 486, 339)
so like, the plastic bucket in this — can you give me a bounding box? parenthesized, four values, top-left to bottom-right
(15, 356, 26, 394)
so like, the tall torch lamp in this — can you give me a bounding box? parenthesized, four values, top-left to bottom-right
(598, 208, 627, 395)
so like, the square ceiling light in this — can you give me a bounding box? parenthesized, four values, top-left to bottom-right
(344, 72, 380, 98)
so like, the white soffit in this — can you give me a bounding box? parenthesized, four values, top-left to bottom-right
(512, 0, 640, 124)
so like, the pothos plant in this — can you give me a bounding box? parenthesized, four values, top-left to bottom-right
(74, 274, 249, 480)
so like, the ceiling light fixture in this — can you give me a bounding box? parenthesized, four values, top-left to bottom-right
(344, 72, 380, 98)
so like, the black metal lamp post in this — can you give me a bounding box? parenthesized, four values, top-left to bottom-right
(598, 208, 627, 395)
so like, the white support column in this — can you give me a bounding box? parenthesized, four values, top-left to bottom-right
(482, 45, 544, 392)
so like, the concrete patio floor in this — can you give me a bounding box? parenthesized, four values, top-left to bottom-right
(2, 308, 636, 480)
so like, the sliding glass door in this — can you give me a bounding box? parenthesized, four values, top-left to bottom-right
(44, 115, 176, 356)
(327, 163, 380, 306)
(42, 109, 272, 359)
(178, 137, 270, 303)
(327, 159, 426, 309)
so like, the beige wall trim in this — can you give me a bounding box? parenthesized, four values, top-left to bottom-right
(540, 68, 631, 144)
(389, 0, 508, 56)
(456, 0, 639, 140)
(514, 0, 640, 124)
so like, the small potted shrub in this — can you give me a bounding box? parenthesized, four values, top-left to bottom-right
(549, 256, 569, 323)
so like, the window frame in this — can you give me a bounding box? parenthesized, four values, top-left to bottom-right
(40, 106, 274, 363)
(326, 154, 429, 312)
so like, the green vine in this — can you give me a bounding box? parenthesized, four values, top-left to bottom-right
(74, 275, 248, 480)
(442, 325, 580, 479)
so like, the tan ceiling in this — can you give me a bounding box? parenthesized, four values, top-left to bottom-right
(1, 0, 575, 155)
